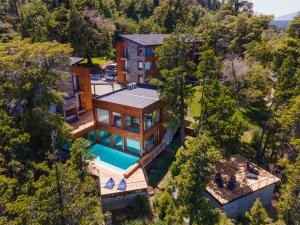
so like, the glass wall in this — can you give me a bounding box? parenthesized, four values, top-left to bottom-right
(97, 109, 109, 125)
(112, 112, 122, 128)
(126, 138, 141, 155)
(114, 134, 123, 149)
(125, 115, 140, 133)
(144, 109, 160, 130)
(144, 135, 155, 152)
(99, 130, 111, 145)
(84, 130, 95, 144)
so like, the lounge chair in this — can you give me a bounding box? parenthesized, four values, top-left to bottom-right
(215, 172, 224, 188)
(227, 175, 237, 190)
(247, 162, 260, 175)
(104, 178, 115, 190)
(246, 172, 258, 180)
(117, 179, 127, 191)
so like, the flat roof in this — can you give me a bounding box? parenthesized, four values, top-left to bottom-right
(206, 154, 280, 205)
(119, 34, 170, 46)
(96, 86, 160, 109)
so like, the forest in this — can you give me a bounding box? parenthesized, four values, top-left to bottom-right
(0, 0, 299, 225)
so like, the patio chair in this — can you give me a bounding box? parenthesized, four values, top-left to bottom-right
(246, 172, 258, 180)
(215, 172, 224, 188)
(104, 178, 115, 190)
(227, 175, 237, 190)
(247, 162, 260, 175)
(117, 179, 127, 191)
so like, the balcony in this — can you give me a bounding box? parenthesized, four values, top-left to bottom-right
(74, 83, 84, 94)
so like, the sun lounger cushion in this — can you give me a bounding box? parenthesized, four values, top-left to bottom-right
(117, 179, 127, 191)
(104, 178, 115, 189)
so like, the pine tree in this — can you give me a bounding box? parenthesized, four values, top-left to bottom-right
(245, 198, 270, 225)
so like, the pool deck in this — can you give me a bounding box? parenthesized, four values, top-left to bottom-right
(88, 161, 147, 197)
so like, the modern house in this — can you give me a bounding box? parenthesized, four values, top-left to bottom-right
(116, 34, 170, 84)
(92, 83, 165, 157)
(60, 57, 93, 123)
(205, 155, 280, 219)
(82, 83, 170, 210)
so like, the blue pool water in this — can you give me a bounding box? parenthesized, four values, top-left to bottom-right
(90, 144, 139, 171)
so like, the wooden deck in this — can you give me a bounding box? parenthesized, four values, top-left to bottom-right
(71, 110, 95, 138)
(88, 161, 147, 197)
(206, 155, 280, 205)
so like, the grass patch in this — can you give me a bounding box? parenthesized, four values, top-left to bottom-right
(146, 152, 174, 189)
(188, 86, 202, 117)
(111, 196, 153, 225)
(80, 57, 112, 67)
(241, 123, 262, 144)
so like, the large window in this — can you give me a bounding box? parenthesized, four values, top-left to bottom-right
(99, 130, 111, 145)
(144, 62, 151, 70)
(145, 47, 153, 56)
(125, 115, 140, 133)
(144, 109, 160, 130)
(126, 138, 141, 154)
(144, 135, 155, 152)
(97, 109, 109, 125)
(114, 134, 123, 149)
(84, 130, 95, 144)
(112, 112, 122, 128)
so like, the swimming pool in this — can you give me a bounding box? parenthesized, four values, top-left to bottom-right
(90, 144, 140, 172)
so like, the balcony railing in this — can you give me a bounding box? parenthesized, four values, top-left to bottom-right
(212, 176, 280, 205)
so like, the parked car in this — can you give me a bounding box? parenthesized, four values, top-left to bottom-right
(105, 71, 116, 81)
(105, 63, 117, 72)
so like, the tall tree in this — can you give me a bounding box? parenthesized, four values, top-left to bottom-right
(20, 0, 50, 42)
(6, 139, 104, 224)
(244, 198, 270, 225)
(171, 134, 222, 224)
(68, 5, 115, 64)
(278, 154, 300, 225)
(153, 25, 197, 144)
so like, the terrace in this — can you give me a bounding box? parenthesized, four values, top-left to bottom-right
(206, 154, 280, 205)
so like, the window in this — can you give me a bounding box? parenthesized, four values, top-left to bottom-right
(152, 61, 158, 69)
(85, 130, 95, 144)
(124, 60, 128, 71)
(126, 138, 141, 154)
(123, 47, 128, 58)
(138, 61, 143, 70)
(112, 112, 122, 128)
(145, 47, 153, 56)
(144, 135, 155, 152)
(97, 109, 109, 124)
(137, 46, 143, 56)
(114, 134, 123, 149)
(99, 130, 111, 145)
(144, 62, 151, 70)
(144, 109, 160, 130)
(125, 115, 140, 133)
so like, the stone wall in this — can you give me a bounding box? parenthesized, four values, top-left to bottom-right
(205, 183, 276, 219)
(127, 41, 145, 83)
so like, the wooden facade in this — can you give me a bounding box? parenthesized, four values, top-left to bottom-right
(92, 95, 165, 157)
(71, 65, 93, 112)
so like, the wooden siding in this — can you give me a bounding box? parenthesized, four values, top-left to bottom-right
(71, 65, 93, 110)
